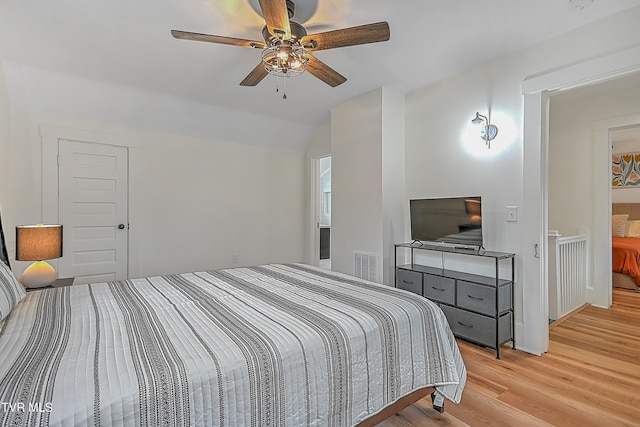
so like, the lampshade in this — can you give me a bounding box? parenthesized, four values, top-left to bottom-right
(465, 199, 481, 216)
(16, 224, 63, 261)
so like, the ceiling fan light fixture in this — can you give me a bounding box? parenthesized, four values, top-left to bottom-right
(171, 0, 390, 88)
(262, 43, 309, 77)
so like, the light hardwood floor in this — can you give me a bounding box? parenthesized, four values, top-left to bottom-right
(377, 288, 640, 427)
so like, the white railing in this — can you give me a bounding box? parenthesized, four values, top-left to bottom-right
(548, 232, 588, 320)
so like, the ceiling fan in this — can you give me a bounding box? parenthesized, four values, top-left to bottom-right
(171, 0, 390, 88)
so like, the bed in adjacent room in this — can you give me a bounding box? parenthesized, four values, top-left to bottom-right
(612, 203, 640, 290)
(0, 213, 466, 426)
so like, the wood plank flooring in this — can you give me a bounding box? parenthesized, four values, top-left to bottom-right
(377, 288, 640, 427)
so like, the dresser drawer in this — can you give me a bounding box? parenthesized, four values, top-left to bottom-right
(423, 274, 455, 304)
(396, 269, 422, 295)
(441, 305, 512, 347)
(457, 281, 495, 315)
(457, 281, 512, 315)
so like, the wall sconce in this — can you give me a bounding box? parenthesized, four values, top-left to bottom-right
(471, 112, 498, 148)
(15, 224, 63, 288)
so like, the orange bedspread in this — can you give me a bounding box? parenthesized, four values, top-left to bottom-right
(612, 236, 640, 285)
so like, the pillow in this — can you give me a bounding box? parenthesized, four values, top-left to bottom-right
(0, 260, 26, 321)
(612, 214, 628, 237)
(625, 219, 640, 237)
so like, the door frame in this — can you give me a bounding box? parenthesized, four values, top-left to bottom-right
(593, 113, 640, 306)
(41, 124, 138, 276)
(521, 45, 640, 355)
(308, 156, 320, 266)
(308, 154, 332, 267)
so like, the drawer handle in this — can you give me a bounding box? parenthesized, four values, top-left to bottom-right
(402, 280, 414, 285)
(467, 294, 484, 301)
(432, 286, 445, 291)
(457, 321, 474, 329)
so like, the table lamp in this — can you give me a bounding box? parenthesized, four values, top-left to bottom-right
(465, 199, 482, 223)
(15, 224, 63, 288)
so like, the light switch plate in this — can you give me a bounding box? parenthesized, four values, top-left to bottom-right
(506, 206, 518, 222)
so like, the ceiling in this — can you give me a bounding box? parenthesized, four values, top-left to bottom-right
(551, 72, 640, 143)
(1, 0, 640, 127)
(613, 126, 640, 143)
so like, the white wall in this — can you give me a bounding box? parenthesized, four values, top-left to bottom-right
(549, 79, 640, 237)
(403, 7, 640, 354)
(404, 62, 523, 252)
(127, 129, 306, 277)
(306, 122, 331, 160)
(0, 52, 313, 278)
(0, 62, 9, 204)
(404, 60, 523, 281)
(381, 88, 406, 285)
(331, 89, 384, 278)
(331, 88, 406, 284)
(0, 62, 10, 256)
(7, 112, 306, 279)
(2, 63, 314, 154)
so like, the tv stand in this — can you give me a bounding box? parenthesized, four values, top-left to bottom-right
(453, 245, 484, 252)
(394, 242, 515, 359)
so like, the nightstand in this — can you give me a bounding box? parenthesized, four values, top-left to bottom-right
(25, 277, 74, 292)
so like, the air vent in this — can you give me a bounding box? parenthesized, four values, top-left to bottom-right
(568, 0, 593, 11)
(354, 251, 378, 282)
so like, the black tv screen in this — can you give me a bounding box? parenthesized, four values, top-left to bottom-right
(410, 196, 483, 247)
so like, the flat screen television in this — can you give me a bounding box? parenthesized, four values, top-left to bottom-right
(409, 196, 483, 248)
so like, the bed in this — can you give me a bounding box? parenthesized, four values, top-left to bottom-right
(0, 214, 466, 426)
(612, 203, 640, 290)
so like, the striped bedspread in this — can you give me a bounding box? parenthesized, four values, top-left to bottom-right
(0, 264, 466, 426)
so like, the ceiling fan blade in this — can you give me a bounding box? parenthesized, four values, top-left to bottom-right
(301, 21, 390, 51)
(305, 55, 346, 87)
(171, 30, 265, 49)
(240, 62, 269, 86)
(258, 0, 291, 39)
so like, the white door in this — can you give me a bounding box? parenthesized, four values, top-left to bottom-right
(58, 140, 128, 284)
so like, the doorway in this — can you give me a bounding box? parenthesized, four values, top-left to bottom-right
(521, 45, 640, 355)
(42, 125, 134, 284)
(610, 125, 640, 292)
(318, 156, 331, 270)
(547, 74, 640, 327)
(58, 140, 129, 284)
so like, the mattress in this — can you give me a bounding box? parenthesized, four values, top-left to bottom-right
(612, 236, 640, 285)
(0, 264, 466, 426)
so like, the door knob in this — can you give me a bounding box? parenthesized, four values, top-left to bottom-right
(118, 224, 126, 230)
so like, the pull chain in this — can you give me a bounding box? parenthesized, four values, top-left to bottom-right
(274, 76, 288, 100)
(282, 76, 287, 100)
